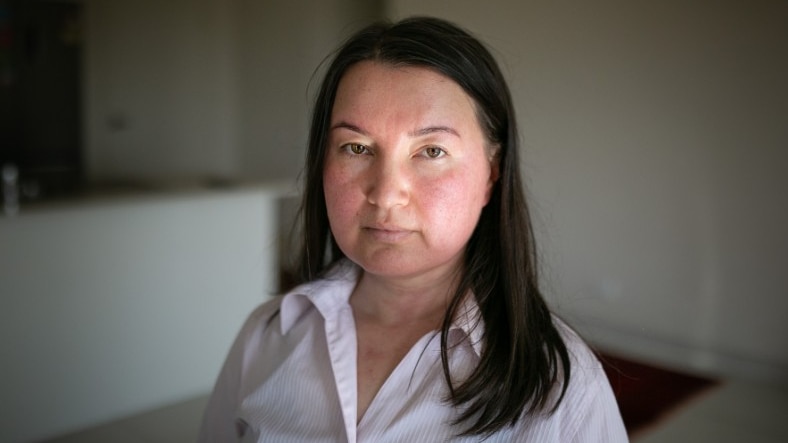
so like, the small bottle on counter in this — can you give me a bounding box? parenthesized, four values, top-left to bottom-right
(2, 163, 20, 216)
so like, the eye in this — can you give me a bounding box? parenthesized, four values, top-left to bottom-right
(343, 143, 369, 155)
(423, 146, 446, 159)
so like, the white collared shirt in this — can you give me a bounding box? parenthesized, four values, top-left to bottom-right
(199, 260, 628, 442)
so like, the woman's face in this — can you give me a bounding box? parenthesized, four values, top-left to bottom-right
(323, 61, 497, 283)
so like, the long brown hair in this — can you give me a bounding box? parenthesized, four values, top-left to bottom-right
(293, 16, 570, 436)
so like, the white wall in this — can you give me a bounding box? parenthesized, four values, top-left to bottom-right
(0, 188, 281, 442)
(387, 0, 788, 382)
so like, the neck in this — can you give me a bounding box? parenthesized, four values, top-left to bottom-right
(350, 267, 459, 328)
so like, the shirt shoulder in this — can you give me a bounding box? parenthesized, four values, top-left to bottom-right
(534, 317, 629, 442)
(234, 295, 285, 340)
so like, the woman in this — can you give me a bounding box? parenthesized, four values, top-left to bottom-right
(200, 17, 627, 442)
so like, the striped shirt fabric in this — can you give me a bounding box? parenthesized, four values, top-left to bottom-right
(199, 260, 628, 442)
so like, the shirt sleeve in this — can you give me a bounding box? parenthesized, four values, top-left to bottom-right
(197, 301, 279, 443)
(568, 366, 629, 442)
(516, 319, 629, 442)
(560, 321, 629, 442)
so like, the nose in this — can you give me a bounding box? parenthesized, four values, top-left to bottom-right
(366, 158, 410, 209)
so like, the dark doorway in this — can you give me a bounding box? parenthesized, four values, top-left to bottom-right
(0, 0, 83, 201)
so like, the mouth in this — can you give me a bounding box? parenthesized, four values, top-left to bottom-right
(362, 226, 413, 243)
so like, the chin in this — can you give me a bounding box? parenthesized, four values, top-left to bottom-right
(352, 252, 462, 283)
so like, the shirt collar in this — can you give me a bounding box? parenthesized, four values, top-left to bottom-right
(452, 293, 485, 357)
(279, 259, 360, 334)
(278, 259, 485, 357)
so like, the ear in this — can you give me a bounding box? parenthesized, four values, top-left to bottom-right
(484, 145, 501, 205)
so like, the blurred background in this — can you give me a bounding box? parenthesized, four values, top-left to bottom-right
(1, 0, 786, 441)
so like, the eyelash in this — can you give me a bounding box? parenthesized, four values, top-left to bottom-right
(340, 143, 446, 159)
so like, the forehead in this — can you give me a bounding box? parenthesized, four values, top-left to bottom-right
(331, 61, 481, 130)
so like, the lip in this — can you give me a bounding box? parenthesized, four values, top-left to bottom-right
(362, 226, 413, 243)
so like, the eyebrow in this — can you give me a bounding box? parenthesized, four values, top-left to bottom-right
(409, 126, 460, 138)
(330, 121, 461, 139)
(330, 122, 369, 136)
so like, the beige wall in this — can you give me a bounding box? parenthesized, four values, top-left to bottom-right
(84, 0, 239, 181)
(234, 0, 381, 180)
(84, 0, 381, 183)
(387, 0, 788, 381)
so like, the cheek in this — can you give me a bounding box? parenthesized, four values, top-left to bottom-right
(323, 165, 358, 226)
(420, 169, 488, 233)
